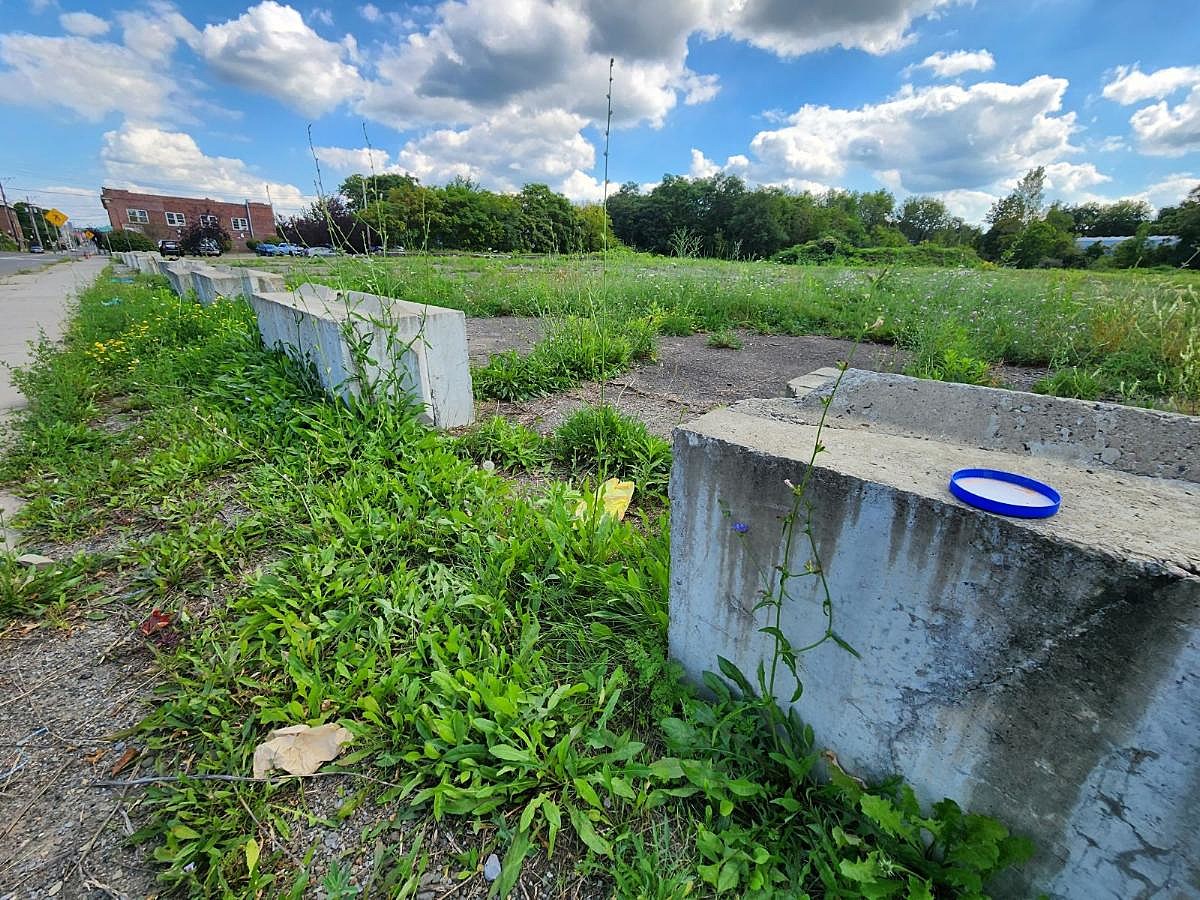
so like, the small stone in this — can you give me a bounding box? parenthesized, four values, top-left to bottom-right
(16, 553, 54, 570)
(483, 853, 502, 882)
(1099, 447, 1121, 465)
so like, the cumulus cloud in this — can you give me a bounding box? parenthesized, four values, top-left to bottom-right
(359, 4, 381, 22)
(310, 7, 334, 26)
(59, 11, 110, 37)
(1141, 173, 1199, 209)
(908, 49, 994, 78)
(198, 1, 361, 116)
(313, 145, 392, 172)
(0, 32, 183, 122)
(101, 124, 310, 214)
(1102, 64, 1200, 104)
(701, 76, 1078, 195)
(689, 148, 720, 178)
(1103, 64, 1200, 157)
(392, 109, 595, 193)
(713, 0, 956, 57)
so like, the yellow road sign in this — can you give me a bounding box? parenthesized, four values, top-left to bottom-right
(43, 208, 68, 228)
(85, 230, 95, 239)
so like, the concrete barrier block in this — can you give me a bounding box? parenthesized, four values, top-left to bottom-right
(191, 268, 247, 305)
(240, 269, 286, 296)
(249, 284, 474, 428)
(163, 261, 207, 297)
(669, 369, 1200, 897)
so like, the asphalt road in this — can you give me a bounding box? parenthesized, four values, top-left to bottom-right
(0, 252, 70, 279)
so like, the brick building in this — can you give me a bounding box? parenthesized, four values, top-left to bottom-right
(99, 187, 276, 251)
(1, 204, 22, 247)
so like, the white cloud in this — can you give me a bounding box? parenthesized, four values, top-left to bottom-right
(0, 32, 184, 122)
(117, 2, 200, 60)
(689, 148, 720, 178)
(1041, 161, 1110, 196)
(559, 170, 605, 203)
(310, 7, 334, 26)
(702, 76, 1079, 196)
(908, 49, 994, 79)
(1140, 173, 1198, 209)
(1126, 88, 1200, 157)
(101, 125, 310, 214)
(392, 110, 595, 194)
(713, 0, 957, 57)
(931, 188, 997, 224)
(359, 3, 381, 22)
(59, 11, 110, 37)
(313, 145, 392, 172)
(1102, 64, 1200, 157)
(1102, 64, 1200, 104)
(198, 1, 361, 116)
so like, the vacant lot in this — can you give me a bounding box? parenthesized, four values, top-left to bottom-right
(0, 267, 1042, 897)
(233, 252, 1200, 414)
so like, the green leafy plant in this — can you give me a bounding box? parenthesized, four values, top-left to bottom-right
(553, 404, 672, 497)
(706, 328, 744, 350)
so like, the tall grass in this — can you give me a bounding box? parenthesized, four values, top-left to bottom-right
(284, 252, 1200, 410)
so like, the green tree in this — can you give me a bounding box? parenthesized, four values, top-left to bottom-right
(1005, 219, 1075, 268)
(897, 196, 951, 244)
(179, 210, 232, 254)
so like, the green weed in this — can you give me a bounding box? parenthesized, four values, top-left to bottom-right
(553, 405, 672, 497)
(706, 328, 744, 350)
(3, 270, 1034, 898)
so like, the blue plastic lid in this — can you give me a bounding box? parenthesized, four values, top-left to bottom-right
(948, 468, 1061, 519)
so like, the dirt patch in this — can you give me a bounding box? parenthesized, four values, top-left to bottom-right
(466, 319, 908, 437)
(0, 607, 159, 898)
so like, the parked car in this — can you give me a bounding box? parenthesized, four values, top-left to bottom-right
(29, 244, 44, 254)
(304, 246, 337, 257)
(263, 242, 304, 256)
(158, 240, 181, 258)
(196, 239, 221, 256)
(255, 242, 283, 256)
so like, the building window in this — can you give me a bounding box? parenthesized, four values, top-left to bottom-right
(127, 208, 149, 224)
(199, 214, 218, 227)
(165, 211, 186, 227)
(231, 217, 249, 232)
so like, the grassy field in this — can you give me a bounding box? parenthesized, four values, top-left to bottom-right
(0, 270, 1034, 897)
(233, 251, 1200, 413)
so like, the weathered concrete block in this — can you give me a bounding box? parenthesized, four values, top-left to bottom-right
(128, 252, 162, 275)
(163, 261, 206, 297)
(669, 369, 1200, 898)
(249, 284, 474, 428)
(240, 268, 286, 296)
(190, 268, 247, 305)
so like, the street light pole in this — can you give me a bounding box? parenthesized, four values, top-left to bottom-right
(26, 197, 45, 250)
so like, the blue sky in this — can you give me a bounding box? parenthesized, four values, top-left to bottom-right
(1, 0, 1197, 228)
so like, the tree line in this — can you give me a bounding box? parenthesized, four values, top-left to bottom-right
(270, 169, 1199, 269)
(275, 175, 612, 255)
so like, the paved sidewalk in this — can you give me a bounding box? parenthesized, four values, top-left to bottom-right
(0, 255, 107, 415)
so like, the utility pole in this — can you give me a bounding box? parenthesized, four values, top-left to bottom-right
(0, 180, 24, 251)
(27, 197, 45, 250)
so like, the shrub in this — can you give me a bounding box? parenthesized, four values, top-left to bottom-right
(552, 404, 672, 497)
(105, 230, 158, 252)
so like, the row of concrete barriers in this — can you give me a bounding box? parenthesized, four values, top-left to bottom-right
(116, 252, 474, 428)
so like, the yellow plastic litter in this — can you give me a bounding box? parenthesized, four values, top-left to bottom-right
(574, 478, 635, 521)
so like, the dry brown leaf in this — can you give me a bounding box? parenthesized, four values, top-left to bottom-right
(110, 747, 140, 776)
(251, 723, 353, 779)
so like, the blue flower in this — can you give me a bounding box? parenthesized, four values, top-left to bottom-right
(732, 521, 749, 534)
